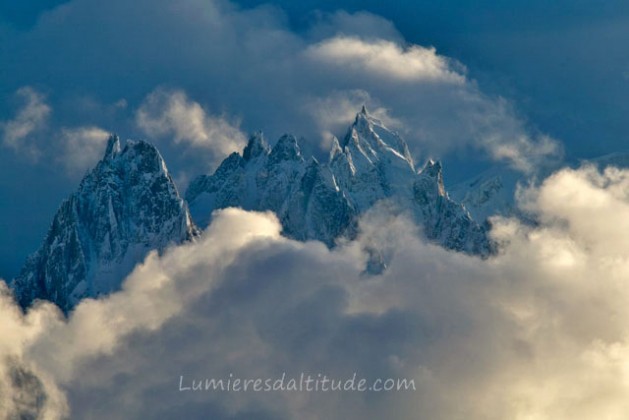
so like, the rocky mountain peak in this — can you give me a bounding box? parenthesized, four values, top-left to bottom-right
(420, 159, 446, 196)
(269, 134, 303, 163)
(187, 108, 492, 258)
(243, 131, 270, 162)
(104, 133, 121, 159)
(12, 137, 197, 313)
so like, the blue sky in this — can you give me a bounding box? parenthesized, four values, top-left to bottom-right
(1, 0, 628, 278)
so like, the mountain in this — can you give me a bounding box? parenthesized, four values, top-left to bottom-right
(448, 152, 629, 224)
(12, 135, 198, 313)
(449, 166, 522, 222)
(186, 107, 492, 256)
(12, 109, 495, 312)
(185, 132, 355, 247)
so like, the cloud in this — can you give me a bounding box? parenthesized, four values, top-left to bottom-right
(305, 36, 465, 84)
(460, 95, 564, 173)
(516, 164, 629, 256)
(0, 208, 282, 418)
(58, 126, 111, 175)
(0, 0, 561, 174)
(136, 88, 247, 166)
(2, 165, 629, 418)
(305, 10, 404, 43)
(0, 87, 112, 176)
(299, 34, 562, 172)
(0, 86, 50, 160)
(487, 133, 561, 173)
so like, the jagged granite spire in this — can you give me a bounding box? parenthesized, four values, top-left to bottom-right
(186, 130, 357, 246)
(243, 131, 269, 162)
(104, 133, 121, 159)
(420, 159, 446, 197)
(12, 137, 198, 313)
(340, 106, 414, 169)
(269, 134, 303, 163)
(187, 109, 492, 256)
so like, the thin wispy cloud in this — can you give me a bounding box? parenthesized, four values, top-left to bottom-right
(0, 87, 50, 160)
(58, 126, 111, 175)
(136, 88, 247, 166)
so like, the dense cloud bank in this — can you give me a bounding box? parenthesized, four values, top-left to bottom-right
(1, 165, 628, 419)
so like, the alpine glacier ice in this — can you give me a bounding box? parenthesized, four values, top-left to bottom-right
(12, 135, 198, 313)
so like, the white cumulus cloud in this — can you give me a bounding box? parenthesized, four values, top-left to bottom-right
(305, 36, 465, 84)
